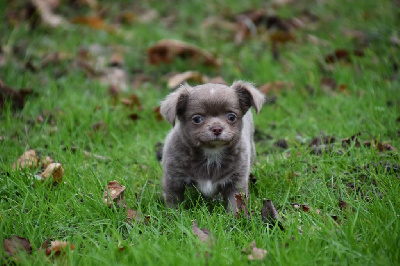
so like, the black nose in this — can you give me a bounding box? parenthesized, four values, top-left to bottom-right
(211, 126, 223, 136)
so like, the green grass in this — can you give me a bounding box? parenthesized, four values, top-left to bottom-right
(1, 0, 399, 265)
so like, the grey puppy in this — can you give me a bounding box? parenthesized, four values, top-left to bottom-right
(160, 81, 265, 212)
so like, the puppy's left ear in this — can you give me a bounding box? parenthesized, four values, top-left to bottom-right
(160, 84, 190, 126)
(231, 81, 265, 114)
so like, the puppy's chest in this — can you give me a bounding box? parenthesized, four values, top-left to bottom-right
(186, 148, 233, 197)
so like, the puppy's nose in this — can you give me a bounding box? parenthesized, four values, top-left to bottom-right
(211, 126, 223, 136)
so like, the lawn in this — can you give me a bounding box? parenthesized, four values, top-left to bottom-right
(1, 0, 399, 265)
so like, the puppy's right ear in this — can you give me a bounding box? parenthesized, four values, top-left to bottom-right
(160, 84, 190, 126)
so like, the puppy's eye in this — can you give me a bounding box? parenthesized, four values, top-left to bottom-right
(192, 115, 203, 124)
(227, 113, 237, 123)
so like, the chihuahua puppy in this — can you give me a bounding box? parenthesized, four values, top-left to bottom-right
(160, 81, 265, 212)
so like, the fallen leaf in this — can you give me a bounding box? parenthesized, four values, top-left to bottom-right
(127, 209, 150, 225)
(128, 113, 139, 121)
(154, 106, 163, 122)
(120, 94, 141, 109)
(40, 156, 54, 169)
(234, 10, 294, 45)
(12, 150, 38, 170)
(3, 236, 32, 257)
(301, 204, 310, 212)
(167, 71, 206, 89)
(342, 132, 362, 148)
(104, 180, 126, 207)
(109, 53, 124, 67)
(147, 39, 221, 67)
(36, 109, 55, 125)
(42, 240, 75, 257)
(324, 49, 351, 63)
(235, 193, 250, 219)
(31, 0, 66, 28)
(71, 16, 113, 32)
(246, 241, 267, 261)
(261, 199, 284, 230)
(108, 84, 120, 105)
(339, 199, 349, 211)
(0, 78, 35, 109)
(309, 135, 336, 147)
(274, 139, 288, 149)
(259, 81, 292, 95)
(41, 163, 64, 183)
(363, 140, 397, 152)
(192, 221, 211, 244)
(92, 121, 107, 132)
(320, 77, 337, 92)
(309, 135, 336, 155)
(132, 73, 151, 88)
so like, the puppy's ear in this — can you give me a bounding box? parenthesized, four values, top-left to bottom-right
(231, 80, 265, 114)
(160, 84, 190, 126)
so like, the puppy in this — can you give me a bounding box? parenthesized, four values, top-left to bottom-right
(160, 81, 265, 212)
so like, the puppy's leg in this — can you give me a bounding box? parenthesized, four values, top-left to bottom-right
(162, 175, 185, 208)
(222, 181, 248, 213)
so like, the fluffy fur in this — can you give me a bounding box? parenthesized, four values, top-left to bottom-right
(160, 81, 265, 212)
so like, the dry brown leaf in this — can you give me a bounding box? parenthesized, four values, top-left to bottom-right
(235, 193, 250, 219)
(234, 10, 294, 45)
(104, 180, 126, 207)
(342, 132, 362, 148)
(147, 39, 221, 67)
(30, 0, 66, 28)
(42, 240, 75, 257)
(363, 140, 397, 152)
(167, 71, 206, 89)
(325, 49, 351, 63)
(120, 93, 141, 109)
(4, 236, 32, 257)
(247, 241, 267, 261)
(92, 121, 107, 132)
(192, 221, 211, 244)
(41, 163, 64, 183)
(320, 77, 337, 93)
(71, 16, 114, 32)
(132, 73, 151, 88)
(128, 113, 139, 121)
(261, 199, 284, 230)
(154, 106, 163, 121)
(12, 150, 38, 170)
(109, 53, 124, 67)
(127, 209, 150, 225)
(40, 156, 54, 169)
(0, 78, 35, 110)
(259, 81, 291, 95)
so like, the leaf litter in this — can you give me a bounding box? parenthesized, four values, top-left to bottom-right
(147, 39, 221, 67)
(104, 180, 126, 208)
(242, 241, 267, 261)
(3, 236, 32, 257)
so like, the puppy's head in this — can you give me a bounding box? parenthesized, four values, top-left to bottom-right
(160, 81, 265, 149)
